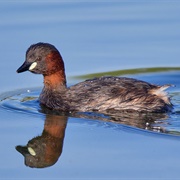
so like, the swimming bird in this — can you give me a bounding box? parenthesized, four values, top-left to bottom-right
(17, 42, 172, 113)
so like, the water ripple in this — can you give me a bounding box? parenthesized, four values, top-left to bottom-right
(0, 88, 40, 115)
(0, 86, 180, 136)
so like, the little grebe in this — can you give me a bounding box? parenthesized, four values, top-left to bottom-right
(17, 42, 172, 113)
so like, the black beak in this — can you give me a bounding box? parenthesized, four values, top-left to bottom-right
(16, 145, 29, 156)
(17, 61, 32, 73)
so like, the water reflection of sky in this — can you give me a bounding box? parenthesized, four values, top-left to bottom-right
(1, 2, 180, 91)
(0, 1, 180, 179)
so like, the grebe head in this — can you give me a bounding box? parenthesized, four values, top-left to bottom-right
(17, 42, 65, 76)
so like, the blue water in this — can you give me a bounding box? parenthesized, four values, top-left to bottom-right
(0, 1, 180, 179)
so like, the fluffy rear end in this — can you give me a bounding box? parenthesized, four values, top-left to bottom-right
(149, 85, 172, 105)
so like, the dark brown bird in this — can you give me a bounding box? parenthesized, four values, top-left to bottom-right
(17, 42, 173, 113)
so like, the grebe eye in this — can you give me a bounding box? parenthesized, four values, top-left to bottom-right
(36, 56, 41, 61)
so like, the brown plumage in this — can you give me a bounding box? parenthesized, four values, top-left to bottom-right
(17, 42, 173, 113)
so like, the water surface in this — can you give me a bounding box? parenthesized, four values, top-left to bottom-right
(0, 1, 180, 179)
